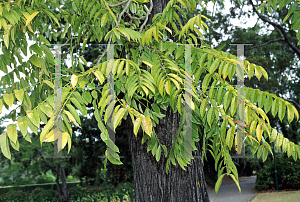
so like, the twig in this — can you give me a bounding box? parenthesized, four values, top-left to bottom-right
(108, 0, 129, 8)
(126, 12, 146, 20)
(285, 99, 300, 112)
(35, 147, 60, 176)
(139, 0, 153, 33)
(96, 0, 132, 65)
(249, 0, 300, 58)
(117, 0, 133, 27)
(246, 38, 285, 50)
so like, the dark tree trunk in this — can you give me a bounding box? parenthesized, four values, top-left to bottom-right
(126, 107, 210, 202)
(55, 162, 69, 202)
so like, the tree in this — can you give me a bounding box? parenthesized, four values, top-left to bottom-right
(0, 0, 300, 202)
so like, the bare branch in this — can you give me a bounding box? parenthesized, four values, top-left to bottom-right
(249, 0, 300, 58)
(117, 0, 133, 27)
(139, 0, 153, 33)
(246, 38, 285, 50)
(109, 0, 129, 8)
(126, 12, 146, 20)
(35, 147, 60, 176)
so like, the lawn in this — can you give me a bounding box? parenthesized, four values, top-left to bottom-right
(252, 190, 300, 202)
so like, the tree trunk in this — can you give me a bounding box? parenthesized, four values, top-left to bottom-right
(55, 162, 69, 202)
(61, 165, 69, 202)
(125, 107, 210, 202)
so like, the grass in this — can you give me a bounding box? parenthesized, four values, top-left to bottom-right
(252, 190, 300, 202)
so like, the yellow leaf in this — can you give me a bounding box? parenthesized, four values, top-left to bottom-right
(25, 11, 39, 26)
(71, 74, 78, 88)
(142, 60, 153, 68)
(40, 116, 54, 143)
(256, 123, 263, 142)
(43, 130, 69, 152)
(3, 93, 14, 107)
(142, 115, 152, 136)
(94, 70, 105, 84)
(133, 118, 142, 136)
(165, 80, 171, 95)
(42, 130, 55, 142)
(64, 110, 79, 127)
(14, 89, 24, 103)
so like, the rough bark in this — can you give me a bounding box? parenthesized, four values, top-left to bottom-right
(61, 165, 69, 202)
(125, 107, 210, 202)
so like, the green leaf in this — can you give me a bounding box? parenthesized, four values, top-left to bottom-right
(39, 102, 54, 118)
(271, 98, 279, 117)
(29, 43, 43, 56)
(270, 129, 277, 143)
(0, 99, 3, 114)
(82, 91, 92, 104)
(226, 127, 235, 149)
(200, 98, 208, 118)
(133, 117, 142, 136)
(162, 145, 168, 157)
(14, 89, 24, 103)
(66, 104, 81, 125)
(286, 103, 295, 124)
(207, 107, 214, 128)
(10, 138, 19, 151)
(177, 94, 182, 115)
(256, 123, 263, 143)
(3, 93, 14, 107)
(25, 11, 39, 26)
(278, 101, 286, 122)
(0, 133, 11, 160)
(94, 70, 105, 84)
(276, 133, 284, 150)
(155, 145, 161, 161)
(29, 55, 42, 68)
(17, 117, 28, 137)
(27, 110, 40, 128)
(215, 174, 225, 195)
(114, 108, 126, 130)
(43, 80, 55, 89)
(262, 147, 268, 162)
(257, 145, 263, 159)
(228, 174, 241, 193)
(264, 95, 273, 114)
(7, 124, 17, 144)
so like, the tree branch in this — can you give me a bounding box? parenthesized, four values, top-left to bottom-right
(35, 147, 60, 176)
(117, 0, 133, 27)
(126, 12, 146, 20)
(139, 0, 153, 33)
(108, 0, 129, 8)
(285, 99, 300, 112)
(249, 0, 300, 58)
(246, 38, 285, 50)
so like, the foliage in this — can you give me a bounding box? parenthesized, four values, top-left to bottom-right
(0, 190, 30, 202)
(256, 152, 300, 191)
(0, 182, 134, 202)
(0, 0, 300, 196)
(29, 187, 58, 202)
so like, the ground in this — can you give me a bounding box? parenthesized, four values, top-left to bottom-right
(207, 175, 300, 202)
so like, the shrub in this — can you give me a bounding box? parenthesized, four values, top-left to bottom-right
(256, 152, 300, 191)
(29, 187, 57, 201)
(0, 190, 30, 202)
